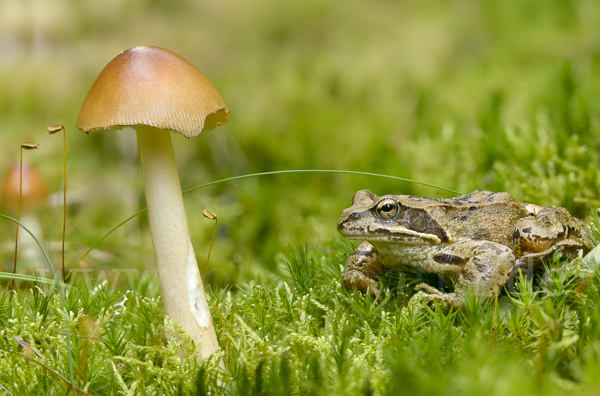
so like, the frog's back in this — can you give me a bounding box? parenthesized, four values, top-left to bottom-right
(440, 189, 517, 206)
(422, 190, 528, 247)
(397, 189, 515, 207)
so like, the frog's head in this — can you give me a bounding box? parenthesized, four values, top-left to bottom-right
(337, 190, 452, 245)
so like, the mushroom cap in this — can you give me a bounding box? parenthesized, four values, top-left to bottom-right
(76, 46, 230, 138)
(1, 164, 49, 210)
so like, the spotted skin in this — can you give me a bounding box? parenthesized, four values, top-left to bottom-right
(338, 189, 588, 307)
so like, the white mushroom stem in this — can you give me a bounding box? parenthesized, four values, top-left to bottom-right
(135, 124, 219, 358)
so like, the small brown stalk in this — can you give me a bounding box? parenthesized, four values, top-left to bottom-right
(47, 124, 67, 282)
(202, 209, 218, 282)
(11, 142, 40, 288)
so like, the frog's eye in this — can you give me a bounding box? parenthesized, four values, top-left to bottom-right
(409, 212, 427, 232)
(376, 199, 399, 219)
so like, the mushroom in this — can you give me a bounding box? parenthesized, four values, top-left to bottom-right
(1, 163, 48, 211)
(75, 46, 229, 359)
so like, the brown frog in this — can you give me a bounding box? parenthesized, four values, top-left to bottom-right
(337, 189, 587, 306)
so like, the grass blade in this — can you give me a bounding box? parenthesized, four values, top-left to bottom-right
(182, 170, 462, 195)
(0, 273, 66, 287)
(0, 214, 56, 278)
(78, 170, 460, 266)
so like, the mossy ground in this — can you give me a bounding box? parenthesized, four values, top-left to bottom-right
(2, 241, 600, 394)
(1, 0, 600, 394)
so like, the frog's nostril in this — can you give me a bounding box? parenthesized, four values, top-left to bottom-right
(350, 212, 361, 219)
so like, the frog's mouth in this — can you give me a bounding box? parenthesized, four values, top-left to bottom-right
(337, 207, 445, 244)
(338, 223, 442, 245)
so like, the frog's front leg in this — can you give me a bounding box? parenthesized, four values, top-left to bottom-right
(343, 241, 383, 295)
(414, 240, 516, 307)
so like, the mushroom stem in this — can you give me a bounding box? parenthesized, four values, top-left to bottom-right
(135, 125, 219, 359)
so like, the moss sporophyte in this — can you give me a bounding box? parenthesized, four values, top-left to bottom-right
(8, 142, 40, 287)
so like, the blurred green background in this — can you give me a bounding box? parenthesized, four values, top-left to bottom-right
(1, 0, 599, 290)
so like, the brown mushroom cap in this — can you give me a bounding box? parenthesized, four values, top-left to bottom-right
(1, 164, 49, 210)
(76, 46, 230, 138)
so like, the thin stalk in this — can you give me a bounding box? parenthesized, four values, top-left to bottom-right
(47, 163, 72, 254)
(48, 125, 67, 282)
(11, 150, 22, 284)
(202, 209, 218, 282)
(76, 169, 462, 268)
(182, 170, 462, 195)
(62, 129, 66, 281)
(10, 142, 39, 288)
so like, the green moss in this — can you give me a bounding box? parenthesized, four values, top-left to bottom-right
(2, 243, 600, 394)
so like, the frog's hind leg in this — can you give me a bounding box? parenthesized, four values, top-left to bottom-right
(343, 241, 383, 295)
(513, 206, 586, 262)
(516, 238, 589, 270)
(415, 241, 516, 308)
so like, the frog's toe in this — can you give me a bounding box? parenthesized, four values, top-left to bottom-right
(414, 283, 444, 295)
(408, 291, 431, 308)
(413, 284, 463, 307)
(343, 271, 380, 295)
(422, 293, 463, 307)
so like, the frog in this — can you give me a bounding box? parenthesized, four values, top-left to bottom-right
(337, 189, 587, 306)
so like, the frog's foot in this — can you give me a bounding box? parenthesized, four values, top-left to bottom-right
(514, 206, 586, 260)
(344, 270, 380, 295)
(516, 239, 589, 269)
(343, 241, 382, 296)
(414, 283, 462, 307)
